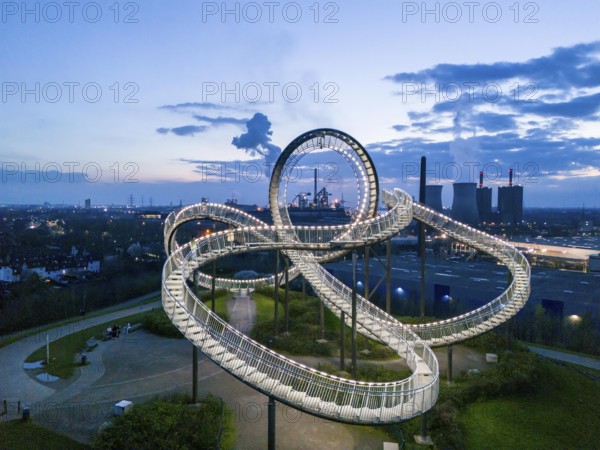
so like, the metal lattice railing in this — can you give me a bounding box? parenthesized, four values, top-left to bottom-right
(161, 187, 530, 424)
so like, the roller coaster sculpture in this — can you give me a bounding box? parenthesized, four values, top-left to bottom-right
(162, 129, 531, 424)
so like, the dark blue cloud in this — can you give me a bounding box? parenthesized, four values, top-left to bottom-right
(231, 113, 281, 165)
(412, 120, 437, 130)
(392, 124, 409, 132)
(367, 131, 600, 181)
(193, 115, 248, 126)
(159, 102, 233, 112)
(382, 41, 600, 194)
(408, 111, 431, 120)
(517, 92, 600, 118)
(157, 125, 208, 137)
(470, 112, 517, 132)
(385, 41, 600, 90)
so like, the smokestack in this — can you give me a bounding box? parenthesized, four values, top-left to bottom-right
(509, 169, 513, 187)
(479, 171, 484, 189)
(314, 168, 318, 206)
(419, 157, 426, 204)
(451, 182, 480, 225)
(425, 185, 443, 212)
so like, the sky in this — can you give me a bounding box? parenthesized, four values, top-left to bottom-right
(1, 1, 599, 208)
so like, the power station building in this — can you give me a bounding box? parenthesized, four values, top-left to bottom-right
(497, 169, 524, 225)
(476, 171, 493, 223)
(425, 170, 524, 227)
(451, 182, 479, 226)
(425, 185, 443, 212)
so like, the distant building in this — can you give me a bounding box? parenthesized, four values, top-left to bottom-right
(498, 185, 524, 225)
(497, 169, 524, 225)
(425, 185, 443, 212)
(589, 254, 600, 272)
(87, 261, 101, 273)
(85, 198, 91, 209)
(0, 267, 16, 283)
(476, 187, 493, 223)
(451, 182, 479, 226)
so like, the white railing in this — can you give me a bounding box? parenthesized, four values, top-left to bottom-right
(407, 203, 531, 345)
(161, 187, 530, 424)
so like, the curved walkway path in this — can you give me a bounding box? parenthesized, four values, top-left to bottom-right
(0, 290, 401, 447)
(0, 294, 160, 420)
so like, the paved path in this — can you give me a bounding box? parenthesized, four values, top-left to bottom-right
(0, 295, 160, 419)
(0, 288, 493, 448)
(0, 291, 160, 345)
(527, 345, 600, 370)
(227, 288, 256, 334)
(11, 290, 395, 448)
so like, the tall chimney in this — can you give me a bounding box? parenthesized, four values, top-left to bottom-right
(314, 168, 318, 206)
(509, 168, 513, 187)
(479, 171, 484, 189)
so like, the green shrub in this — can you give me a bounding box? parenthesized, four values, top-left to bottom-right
(198, 288, 229, 302)
(355, 364, 411, 382)
(93, 394, 234, 450)
(142, 308, 184, 339)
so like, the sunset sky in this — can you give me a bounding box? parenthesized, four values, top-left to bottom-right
(1, 1, 599, 208)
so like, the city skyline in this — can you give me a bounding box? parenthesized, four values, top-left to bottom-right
(1, 1, 599, 207)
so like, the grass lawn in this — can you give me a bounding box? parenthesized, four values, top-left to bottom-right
(253, 290, 399, 359)
(25, 311, 149, 379)
(0, 419, 89, 450)
(0, 294, 160, 350)
(459, 360, 600, 449)
(203, 292, 233, 322)
(252, 292, 280, 322)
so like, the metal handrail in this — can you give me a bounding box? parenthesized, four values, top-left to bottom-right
(161, 187, 530, 424)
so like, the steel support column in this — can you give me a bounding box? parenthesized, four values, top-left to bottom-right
(386, 239, 392, 314)
(274, 250, 279, 338)
(268, 396, 276, 450)
(364, 245, 370, 300)
(192, 345, 198, 402)
(351, 250, 358, 379)
(447, 345, 453, 383)
(284, 258, 289, 333)
(340, 311, 345, 371)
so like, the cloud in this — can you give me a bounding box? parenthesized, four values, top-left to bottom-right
(381, 40, 600, 191)
(517, 92, 600, 118)
(231, 113, 282, 166)
(392, 124, 409, 132)
(388, 41, 600, 125)
(157, 102, 247, 138)
(159, 102, 233, 113)
(156, 125, 208, 136)
(385, 41, 600, 90)
(193, 115, 248, 126)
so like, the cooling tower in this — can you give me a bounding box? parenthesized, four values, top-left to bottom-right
(451, 182, 480, 225)
(424, 185, 443, 212)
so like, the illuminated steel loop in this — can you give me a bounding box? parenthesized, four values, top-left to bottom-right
(161, 129, 531, 424)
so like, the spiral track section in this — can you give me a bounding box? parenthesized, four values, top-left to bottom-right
(161, 129, 530, 424)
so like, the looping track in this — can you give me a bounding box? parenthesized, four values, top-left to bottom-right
(161, 129, 530, 424)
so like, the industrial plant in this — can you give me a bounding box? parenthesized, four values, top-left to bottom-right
(426, 169, 525, 227)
